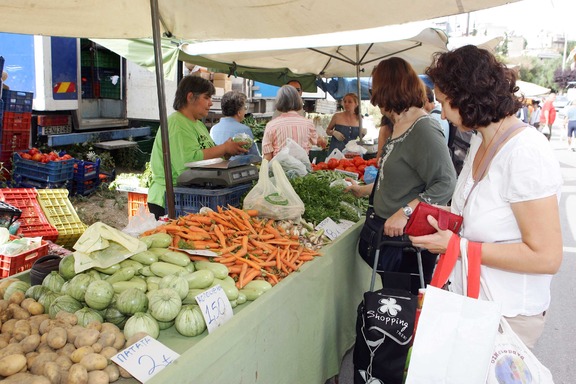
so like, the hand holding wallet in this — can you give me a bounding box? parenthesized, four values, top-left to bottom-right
(404, 202, 463, 236)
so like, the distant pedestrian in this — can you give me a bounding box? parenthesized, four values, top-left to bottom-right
(530, 100, 541, 129)
(564, 100, 576, 151)
(539, 93, 556, 140)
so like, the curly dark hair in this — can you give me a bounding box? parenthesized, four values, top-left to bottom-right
(370, 57, 426, 114)
(221, 91, 247, 117)
(425, 45, 522, 129)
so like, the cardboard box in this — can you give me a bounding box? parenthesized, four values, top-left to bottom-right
(214, 87, 225, 97)
(213, 73, 229, 80)
(213, 79, 232, 92)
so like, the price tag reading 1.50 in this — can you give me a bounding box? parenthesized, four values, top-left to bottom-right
(195, 285, 233, 333)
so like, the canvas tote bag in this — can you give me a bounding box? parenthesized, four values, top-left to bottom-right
(405, 236, 502, 384)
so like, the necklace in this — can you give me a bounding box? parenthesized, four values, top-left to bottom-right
(473, 119, 505, 180)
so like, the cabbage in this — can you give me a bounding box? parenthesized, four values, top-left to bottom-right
(49, 295, 83, 319)
(42, 271, 65, 293)
(25, 285, 50, 301)
(116, 288, 148, 315)
(159, 275, 188, 300)
(4, 281, 30, 300)
(67, 273, 96, 302)
(58, 254, 76, 280)
(75, 307, 104, 327)
(105, 304, 128, 329)
(175, 305, 206, 337)
(85, 280, 115, 310)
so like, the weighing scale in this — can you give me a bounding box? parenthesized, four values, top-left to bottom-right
(177, 154, 260, 187)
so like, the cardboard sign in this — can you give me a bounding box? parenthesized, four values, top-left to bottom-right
(316, 217, 355, 240)
(195, 284, 233, 333)
(112, 335, 180, 383)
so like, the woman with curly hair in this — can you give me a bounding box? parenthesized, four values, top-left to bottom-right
(410, 45, 563, 348)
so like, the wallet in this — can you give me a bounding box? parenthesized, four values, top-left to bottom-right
(404, 202, 463, 236)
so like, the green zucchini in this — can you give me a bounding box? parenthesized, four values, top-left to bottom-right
(236, 291, 247, 305)
(112, 280, 147, 294)
(150, 262, 188, 277)
(211, 278, 239, 301)
(93, 264, 121, 275)
(244, 280, 272, 292)
(239, 287, 264, 301)
(130, 250, 159, 265)
(139, 266, 155, 277)
(148, 247, 170, 256)
(140, 233, 172, 248)
(159, 250, 191, 267)
(194, 261, 229, 280)
(183, 288, 209, 305)
(184, 270, 214, 289)
(105, 267, 137, 285)
(120, 259, 144, 272)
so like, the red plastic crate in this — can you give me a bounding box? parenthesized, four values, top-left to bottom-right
(2, 112, 32, 132)
(0, 237, 49, 278)
(0, 188, 59, 241)
(1, 130, 30, 151)
(128, 192, 148, 218)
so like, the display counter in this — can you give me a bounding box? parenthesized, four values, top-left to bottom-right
(14, 220, 377, 384)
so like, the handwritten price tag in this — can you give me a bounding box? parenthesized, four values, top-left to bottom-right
(111, 335, 179, 383)
(315, 217, 354, 240)
(195, 284, 233, 333)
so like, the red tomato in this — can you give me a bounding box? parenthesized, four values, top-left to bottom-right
(367, 158, 379, 166)
(352, 156, 365, 167)
(357, 164, 367, 173)
(28, 148, 40, 156)
(327, 158, 339, 170)
(20, 152, 32, 160)
(31, 153, 42, 162)
(339, 159, 352, 168)
(344, 166, 358, 173)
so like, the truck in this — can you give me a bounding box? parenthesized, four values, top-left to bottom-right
(0, 32, 172, 146)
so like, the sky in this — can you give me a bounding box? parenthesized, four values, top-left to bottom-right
(445, 0, 574, 40)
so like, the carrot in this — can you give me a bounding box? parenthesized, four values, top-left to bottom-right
(238, 262, 249, 289)
(214, 225, 227, 247)
(245, 209, 259, 217)
(176, 231, 211, 241)
(217, 243, 242, 255)
(171, 234, 181, 248)
(233, 236, 249, 258)
(241, 268, 262, 288)
(188, 255, 214, 262)
(227, 265, 243, 274)
(283, 258, 300, 272)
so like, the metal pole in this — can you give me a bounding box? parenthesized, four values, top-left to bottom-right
(356, 45, 363, 133)
(150, 0, 176, 219)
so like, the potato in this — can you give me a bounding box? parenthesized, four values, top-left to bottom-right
(118, 365, 132, 378)
(79, 353, 108, 371)
(47, 327, 67, 350)
(28, 351, 58, 375)
(0, 353, 27, 376)
(55, 354, 73, 371)
(125, 332, 148, 348)
(99, 323, 120, 335)
(58, 342, 77, 357)
(0, 338, 8, 349)
(43, 361, 62, 384)
(67, 325, 84, 344)
(13, 319, 31, 342)
(2, 318, 17, 335)
(20, 333, 41, 353)
(74, 329, 100, 348)
(103, 364, 120, 383)
(39, 318, 53, 335)
(100, 346, 117, 360)
(26, 351, 39, 367)
(71, 346, 95, 364)
(67, 363, 89, 384)
(55, 311, 78, 326)
(97, 332, 116, 349)
(8, 290, 25, 305)
(28, 314, 49, 335)
(86, 321, 102, 332)
(0, 299, 10, 312)
(111, 332, 125, 350)
(0, 343, 24, 359)
(20, 298, 36, 312)
(8, 303, 30, 319)
(88, 369, 110, 384)
(26, 302, 44, 316)
(1, 372, 49, 384)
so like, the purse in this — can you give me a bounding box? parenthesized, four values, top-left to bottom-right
(404, 202, 463, 236)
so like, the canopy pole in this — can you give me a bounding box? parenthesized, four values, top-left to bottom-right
(356, 44, 363, 134)
(150, 0, 176, 219)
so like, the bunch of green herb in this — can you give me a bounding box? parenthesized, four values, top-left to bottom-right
(242, 115, 267, 142)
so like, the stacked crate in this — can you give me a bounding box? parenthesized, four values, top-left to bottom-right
(12, 152, 75, 190)
(1, 90, 34, 178)
(72, 158, 101, 196)
(37, 114, 73, 136)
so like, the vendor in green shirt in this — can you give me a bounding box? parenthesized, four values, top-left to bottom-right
(147, 76, 248, 218)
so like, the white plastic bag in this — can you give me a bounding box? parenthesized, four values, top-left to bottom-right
(243, 159, 305, 221)
(122, 205, 163, 238)
(285, 138, 312, 172)
(270, 147, 307, 178)
(325, 148, 345, 162)
(343, 140, 368, 155)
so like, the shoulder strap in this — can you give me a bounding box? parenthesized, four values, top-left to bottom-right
(464, 122, 526, 209)
(430, 233, 460, 288)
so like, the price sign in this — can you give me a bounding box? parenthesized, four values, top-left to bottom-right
(195, 284, 233, 333)
(111, 335, 180, 383)
(316, 217, 355, 240)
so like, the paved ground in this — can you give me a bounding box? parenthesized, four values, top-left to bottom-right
(331, 123, 576, 384)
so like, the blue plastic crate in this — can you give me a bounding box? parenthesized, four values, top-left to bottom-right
(173, 183, 252, 217)
(72, 176, 100, 196)
(73, 158, 100, 181)
(2, 90, 33, 113)
(13, 152, 75, 183)
(13, 174, 71, 191)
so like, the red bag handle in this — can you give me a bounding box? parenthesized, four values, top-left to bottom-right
(429, 234, 482, 299)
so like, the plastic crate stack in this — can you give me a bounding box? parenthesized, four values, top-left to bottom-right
(1, 89, 34, 178)
(35, 189, 87, 249)
(12, 152, 75, 190)
(72, 158, 101, 196)
(0, 188, 58, 242)
(173, 183, 253, 217)
(37, 114, 73, 136)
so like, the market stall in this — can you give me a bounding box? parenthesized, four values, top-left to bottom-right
(11, 221, 373, 383)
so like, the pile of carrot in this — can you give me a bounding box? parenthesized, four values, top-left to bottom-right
(141, 206, 321, 288)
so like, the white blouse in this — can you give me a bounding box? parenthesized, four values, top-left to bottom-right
(450, 127, 562, 317)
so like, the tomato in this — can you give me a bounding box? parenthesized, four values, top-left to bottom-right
(62, 154, 73, 160)
(344, 166, 358, 174)
(28, 148, 40, 156)
(327, 158, 339, 170)
(339, 159, 352, 168)
(20, 152, 32, 160)
(31, 153, 42, 162)
(40, 154, 49, 163)
(352, 156, 365, 167)
(315, 162, 328, 170)
(357, 164, 367, 173)
(367, 158, 379, 166)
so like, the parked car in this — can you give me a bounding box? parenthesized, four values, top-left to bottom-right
(553, 95, 570, 112)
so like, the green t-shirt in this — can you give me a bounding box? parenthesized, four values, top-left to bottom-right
(373, 116, 456, 219)
(147, 112, 215, 208)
